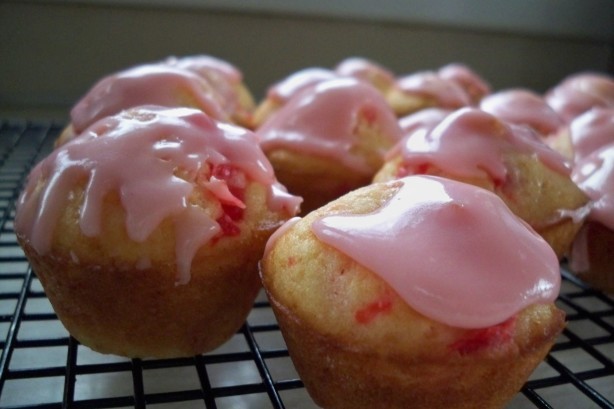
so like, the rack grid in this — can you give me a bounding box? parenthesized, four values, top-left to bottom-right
(0, 119, 612, 409)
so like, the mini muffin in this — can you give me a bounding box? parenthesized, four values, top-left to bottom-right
(164, 54, 256, 128)
(261, 175, 565, 409)
(334, 56, 396, 95)
(253, 58, 395, 130)
(480, 89, 564, 137)
(252, 67, 339, 129)
(549, 107, 614, 162)
(545, 72, 614, 123)
(437, 63, 491, 105)
(374, 108, 589, 258)
(568, 142, 614, 293)
(56, 63, 228, 146)
(257, 77, 404, 214)
(386, 70, 472, 117)
(15, 106, 301, 358)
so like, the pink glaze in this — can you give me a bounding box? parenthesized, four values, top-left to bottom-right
(258, 78, 403, 174)
(386, 108, 452, 160)
(572, 143, 614, 230)
(266, 67, 339, 102)
(15, 106, 301, 285)
(311, 175, 561, 329)
(480, 89, 564, 136)
(70, 64, 227, 134)
(164, 55, 247, 118)
(398, 108, 452, 136)
(334, 57, 395, 87)
(165, 55, 242, 84)
(569, 108, 614, 162)
(438, 63, 491, 104)
(395, 71, 472, 108)
(396, 108, 570, 182)
(545, 72, 614, 123)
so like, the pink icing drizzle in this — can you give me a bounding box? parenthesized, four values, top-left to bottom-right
(311, 175, 561, 329)
(258, 78, 403, 174)
(572, 142, 614, 230)
(395, 71, 472, 108)
(569, 108, 614, 162)
(70, 64, 227, 133)
(545, 72, 614, 123)
(480, 89, 564, 136)
(15, 106, 300, 285)
(438, 63, 491, 104)
(397, 108, 570, 182)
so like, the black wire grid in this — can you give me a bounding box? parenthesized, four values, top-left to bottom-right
(0, 119, 612, 409)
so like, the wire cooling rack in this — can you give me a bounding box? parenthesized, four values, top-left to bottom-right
(0, 119, 612, 409)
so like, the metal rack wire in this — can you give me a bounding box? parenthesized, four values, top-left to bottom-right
(0, 119, 612, 409)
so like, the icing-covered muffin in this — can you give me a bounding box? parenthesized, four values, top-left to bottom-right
(15, 106, 301, 358)
(386, 70, 472, 117)
(550, 107, 614, 162)
(253, 58, 395, 129)
(257, 77, 404, 214)
(334, 56, 396, 95)
(437, 63, 491, 105)
(164, 55, 256, 128)
(56, 62, 230, 146)
(480, 89, 564, 137)
(568, 108, 614, 161)
(569, 142, 614, 293)
(374, 108, 588, 258)
(252, 67, 339, 129)
(261, 175, 565, 409)
(545, 72, 614, 123)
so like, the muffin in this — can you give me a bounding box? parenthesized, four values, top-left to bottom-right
(257, 77, 404, 214)
(549, 107, 614, 162)
(386, 70, 472, 117)
(15, 106, 301, 358)
(334, 56, 396, 95)
(164, 54, 256, 128)
(253, 58, 395, 129)
(374, 108, 589, 258)
(252, 67, 339, 129)
(437, 63, 491, 105)
(261, 175, 565, 409)
(545, 72, 614, 123)
(480, 89, 564, 137)
(56, 62, 228, 146)
(568, 142, 614, 293)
